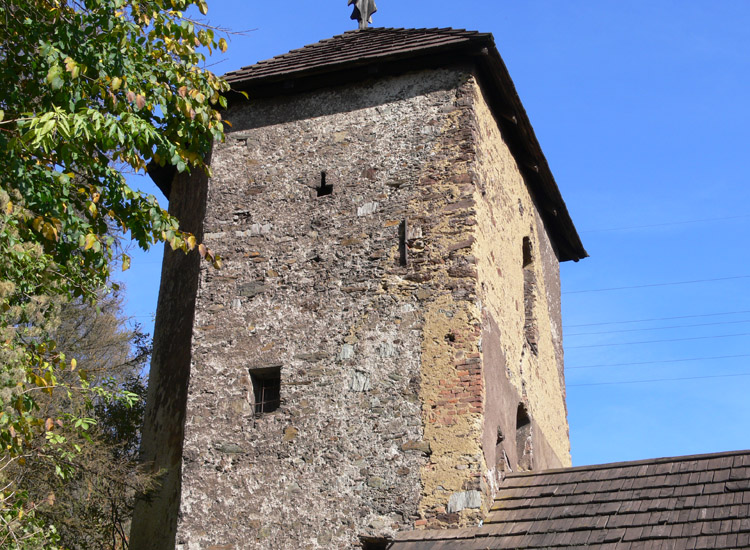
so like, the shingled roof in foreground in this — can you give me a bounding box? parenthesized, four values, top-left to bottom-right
(220, 28, 587, 262)
(386, 449, 750, 549)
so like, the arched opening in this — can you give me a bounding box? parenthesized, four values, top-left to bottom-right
(522, 236, 533, 268)
(516, 403, 533, 471)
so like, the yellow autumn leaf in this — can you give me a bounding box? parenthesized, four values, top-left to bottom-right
(219, 38, 228, 53)
(41, 222, 58, 241)
(70, 358, 77, 370)
(84, 234, 96, 250)
(64, 57, 80, 78)
(4, 200, 11, 215)
(122, 253, 131, 271)
(186, 235, 197, 250)
(32, 373, 47, 387)
(111, 76, 122, 90)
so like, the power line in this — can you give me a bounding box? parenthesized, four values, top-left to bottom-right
(568, 372, 750, 387)
(565, 309, 750, 328)
(563, 275, 750, 295)
(567, 319, 750, 337)
(580, 213, 750, 234)
(566, 332, 750, 349)
(568, 354, 750, 370)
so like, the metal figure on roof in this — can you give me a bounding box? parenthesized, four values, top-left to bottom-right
(349, 0, 377, 30)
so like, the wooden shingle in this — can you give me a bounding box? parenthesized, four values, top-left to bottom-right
(384, 450, 750, 549)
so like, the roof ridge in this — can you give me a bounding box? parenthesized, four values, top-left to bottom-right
(222, 27, 493, 79)
(504, 448, 750, 479)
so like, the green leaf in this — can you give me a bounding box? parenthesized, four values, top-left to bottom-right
(0, 1, 228, 534)
(40, 119, 55, 136)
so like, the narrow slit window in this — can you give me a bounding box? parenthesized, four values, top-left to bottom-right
(398, 219, 408, 267)
(317, 171, 333, 197)
(250, 366, 281, 415)
(522, 236, 538, 354)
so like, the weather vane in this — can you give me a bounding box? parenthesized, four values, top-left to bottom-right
(349, 0, 377, 30)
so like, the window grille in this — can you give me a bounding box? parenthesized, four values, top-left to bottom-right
(250, 367, 281, 414)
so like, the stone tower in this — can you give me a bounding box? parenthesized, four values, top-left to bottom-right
(131, 28, 586, 550)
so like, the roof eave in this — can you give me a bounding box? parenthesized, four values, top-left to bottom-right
(471, 43, 587, 262)
(224, 38, 489, 102)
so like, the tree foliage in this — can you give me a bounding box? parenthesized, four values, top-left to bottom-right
(6, 294, 152, 550)
(0, 0, 228, 544)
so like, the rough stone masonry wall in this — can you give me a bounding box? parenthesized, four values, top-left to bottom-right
(469, 77, 571, 483)
(176, 68, 491, 550)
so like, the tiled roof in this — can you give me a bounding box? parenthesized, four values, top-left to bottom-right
(223, 28, 493, 85)
(386, 449, 750, 549)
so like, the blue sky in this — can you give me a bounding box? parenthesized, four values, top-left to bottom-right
(120, 1, 750, 466)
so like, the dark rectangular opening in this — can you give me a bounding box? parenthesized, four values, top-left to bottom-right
(317, 171, 333, 197)
(361, 538, 389, 550)
(250, 366, 281, 414)
(398, 219, 407, 267)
